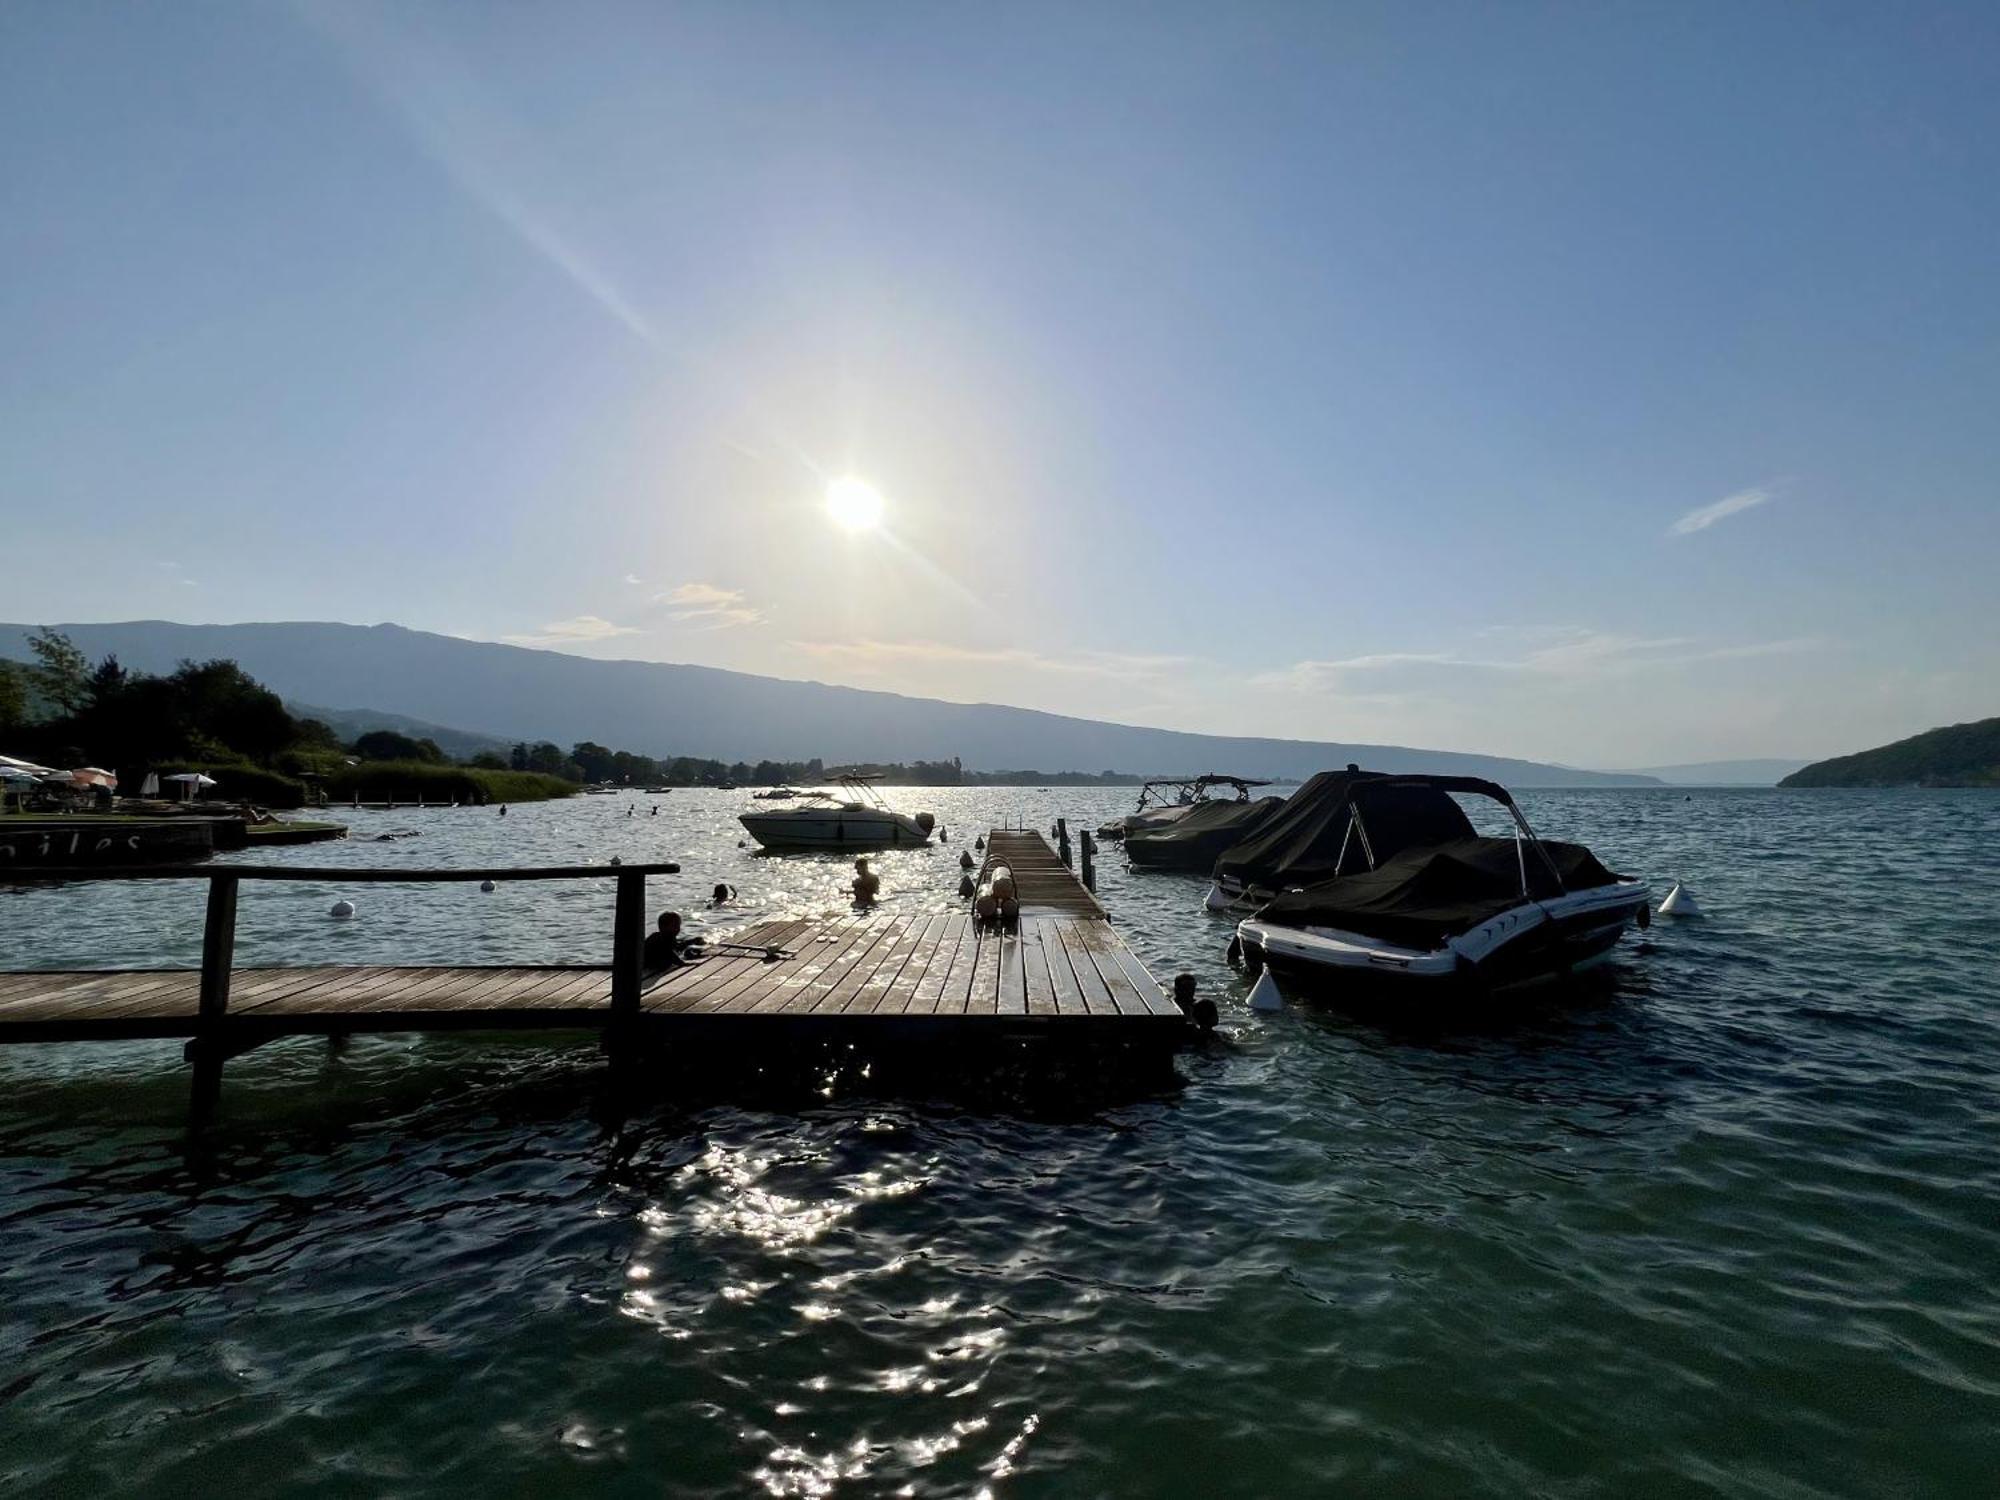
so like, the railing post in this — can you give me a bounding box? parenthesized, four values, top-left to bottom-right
(611, 869, 644, 1019)
(190, 872, 238, 1125)
(1079, 830, 1096, 892)
(1056, 818, 1071, 868)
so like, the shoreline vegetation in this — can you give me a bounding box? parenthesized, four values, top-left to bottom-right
(0, 631, 1157, 810)
(1780, 716, 2000, 788)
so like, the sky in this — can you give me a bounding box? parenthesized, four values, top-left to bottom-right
(2, 1, 1995, 768)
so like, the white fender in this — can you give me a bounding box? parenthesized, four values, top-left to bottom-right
(1247, 969, 1284, 1012)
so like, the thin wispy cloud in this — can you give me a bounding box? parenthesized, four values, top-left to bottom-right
(1256, 628, 1822, 693)
(792, 638, 1196, 681)
(502, 615, 640, 647)
(623, 573, 642, 586)
(1669, 486, 1773, 536)
(659, 583, 762, 629)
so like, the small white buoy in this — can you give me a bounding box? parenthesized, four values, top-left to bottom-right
(1247, 968, 1284, 1012)
(1659, 882, 1703, 918)
(330, 899, 356, 921)
(609, 856, 622, 866)
(479, 879, 496, 893)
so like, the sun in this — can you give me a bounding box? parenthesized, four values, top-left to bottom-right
(825, 475, 886, 531)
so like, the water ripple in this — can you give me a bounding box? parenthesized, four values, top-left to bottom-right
(2, 787, 1999, 1494)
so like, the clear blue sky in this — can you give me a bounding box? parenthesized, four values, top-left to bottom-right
(4, 1, 1995, 766)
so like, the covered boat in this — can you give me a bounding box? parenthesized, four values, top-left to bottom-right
(1205, 766, 1480, 910)
(1098, 774, 1272, 840)
(1125, 794, 1287, 871)
(1229, 769, 1649, 998)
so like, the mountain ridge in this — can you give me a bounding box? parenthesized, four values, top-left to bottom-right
(1780, 718, 2000, 788)
(1, 619, 1664, 786)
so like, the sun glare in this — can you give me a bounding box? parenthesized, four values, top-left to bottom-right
(826, 476, 886, 532)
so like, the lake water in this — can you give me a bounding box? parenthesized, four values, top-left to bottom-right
(3, 787, 1997, 1495)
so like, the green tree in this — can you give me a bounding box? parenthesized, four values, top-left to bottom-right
(170, 659, 296, 764)
(524, 741, 572, 777)
(571, 741, 618, 782)
(0, 659, 26, 734)
(26, 627, 91, 717)
(467, 750, 509, 770)
(293, 718, 344, 751)
(87, 654, 128, 707)
(353, 729, 444, 763)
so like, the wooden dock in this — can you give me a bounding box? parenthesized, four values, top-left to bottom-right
(1, 830, 1190, 1118)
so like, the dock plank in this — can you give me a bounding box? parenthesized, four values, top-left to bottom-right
(963, 928, 1003, 1015)
(1052, 923, 1117, 1016)
(996, 928, 1028, 1015)
(854, 911, 949, 1015)
(1021, 925, 1058, 1016)
(901, 912, 972, 1016)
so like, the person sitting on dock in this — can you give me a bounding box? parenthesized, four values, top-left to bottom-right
(851, 858, 880, 906)
(643, 911, 689, 971)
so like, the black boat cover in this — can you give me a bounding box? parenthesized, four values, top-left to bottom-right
(1211, 770, 1483, 891)
(1125, 795, 1286, 869)
(1256, 837, 1627, 951)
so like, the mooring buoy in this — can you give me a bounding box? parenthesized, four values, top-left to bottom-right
(479, 879, 496, 893)
(330, 899, 356, 921)
(1659, 882, 1702, 918)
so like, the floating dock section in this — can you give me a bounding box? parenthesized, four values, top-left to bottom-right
(0, 829, 1186, 1119)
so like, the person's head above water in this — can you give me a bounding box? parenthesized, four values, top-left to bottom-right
(854, 857, 870, 874)
(657, 911, 682, 936)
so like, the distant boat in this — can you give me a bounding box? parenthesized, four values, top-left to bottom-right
(1125, 793, 1287, 871)
(642, 786, 674, 794)
(752, 786, 807, 800)
(1097, 774, 1270, 840)
(738, 776, 935, 850)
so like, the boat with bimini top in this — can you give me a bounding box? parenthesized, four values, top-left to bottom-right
(1098, 774, 1272, 841)
(737, 775, 936, 851)
(1224, 767, 1650, 997)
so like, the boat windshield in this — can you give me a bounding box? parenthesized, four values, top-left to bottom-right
(1133, 773, 1271, 812)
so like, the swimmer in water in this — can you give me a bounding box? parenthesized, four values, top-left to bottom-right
(851, 857, 880, 906)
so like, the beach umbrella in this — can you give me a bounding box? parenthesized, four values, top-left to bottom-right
(163, 771, 219, 802)
(140, 772, 160, 797)
(69, 768, 118, 788)
(0, 752, 58, 777)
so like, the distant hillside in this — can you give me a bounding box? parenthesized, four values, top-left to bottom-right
(1, 619, 1663, 787)
(1780, 718, 2000, 788)
(1627, 758, 1812, 786)
(285, 701, 513, 761)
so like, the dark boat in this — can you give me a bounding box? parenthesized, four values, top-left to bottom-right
(1205, 766, 1480, 910)
(1224, 767, 1649, 997)
(1097, 773, 1271, 840)
(1125, 793, 1287, 870)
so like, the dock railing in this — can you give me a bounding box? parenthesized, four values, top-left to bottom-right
(22, 862, 681, 1104)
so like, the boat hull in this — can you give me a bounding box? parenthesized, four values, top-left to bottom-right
(1237, 881, 1649, 1001)
(738, 810, 932, 850)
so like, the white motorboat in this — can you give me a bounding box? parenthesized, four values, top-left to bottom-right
(738, 776, 936, 851)
(1226, 768, 1649, 999)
